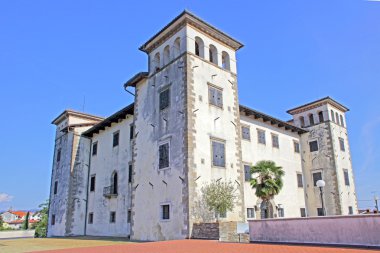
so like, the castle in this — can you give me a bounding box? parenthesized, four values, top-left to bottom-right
(48, 11, 358, 240)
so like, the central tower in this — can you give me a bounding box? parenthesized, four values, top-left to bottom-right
(125, 11, 245, 241)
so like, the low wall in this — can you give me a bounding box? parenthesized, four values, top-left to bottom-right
(191, 223, 219, 240)
(249, 214, 380, 247)
(0, 230, 35, 239)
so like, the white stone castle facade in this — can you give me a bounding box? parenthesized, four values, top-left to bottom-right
(48, 11, 358, 240)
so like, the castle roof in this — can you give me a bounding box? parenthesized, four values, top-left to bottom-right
(287, 96, 349, 115)
(51, 109, 104, 125)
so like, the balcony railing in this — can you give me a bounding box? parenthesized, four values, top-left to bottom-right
(103, 186, 118, 198)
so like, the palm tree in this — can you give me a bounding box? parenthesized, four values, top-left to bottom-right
(250, 160, 285, 219)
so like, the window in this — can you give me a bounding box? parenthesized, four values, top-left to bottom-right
(163, 45, 170, 65)
(92, 142, 98, 156)
(216, 210, 226, 219)
(159, 143, 170, 169)
(208, 85, 223, 108)
(317, 208, 324, 216)
(174, 37, 181, 57)
(335, 112, 340, 125)
(294, 141, 300, 153)
(110, 212, 116, 223)
(309, 140, 318, 152)
(312, 172, 322, 186)
(212, 140, 225, 167)
(299, 116, 305, 127)
(111, 172, 118, 195)
(272, 134, 279, 148)
(194, 37, 204, 58)
(244, 165, 251, 182)
(221, 51, 230, 70)
(113, 132, 119, 147)
(153, 52, 160, 72)
(300, 208, 306, 217)
(57, 148, 61, 162)
(344, 169, 350, 186)
(247, 208, 255, 219)
(127, 210, 131, 223)
(278, 208, 285, 218)
(348, 206, 353, 215)
(54, 181, 58, 195)
(309, 114, 315, 126)
(339, 137, 345, 151)
(209, 44, 218, 64)
(257, 130, 266, 145)
(90, 175, 96, 192)
(130, 125, 134, 140)
(331, 110, 335, 122)
(161, 204, 170, 220)
(51, 214, 55, 225)
(318, 111, 324, 123)
(128, 164, 132, 183)
(241, 126, 250, 140)
(159, 89, 170, 110)
(297, 173, 303, 188)
(88, 213, 93, 224)
(340, 115, 345, 127)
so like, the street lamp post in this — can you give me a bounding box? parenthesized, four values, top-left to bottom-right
(316, 180, 326, 216)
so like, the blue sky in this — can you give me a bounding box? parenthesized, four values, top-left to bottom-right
(0, 1, 379, 211)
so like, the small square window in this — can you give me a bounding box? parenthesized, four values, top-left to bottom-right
(309, 140, 318, 152)
(159, 143, 170, 169)
(212, 140, 225, 167)
(51, 214, 56, 225)
(339, 137, 345, 152)
(88, 213, 93, 224)
(208, 86, 223, 108)
(113, 132, 119, 147)
(247, 208, 255, 219)
(343, 169, 350, 186)
(297, 173, 303, 188)
(161, 205, 170, 220)
(244, 165, 252, 182)
(159, 89, 170, 110)
(90, 175, 96, 192)
(300, 208, 306, 217)
(127, 210, 132, 223)
(110, 212, 116, 223)
(57, 148, 61, 162)
(242, 126, 250, 140)
(294, 141, 300, 153)
(92, 142, 98, 156)
(128, 164, 133, 183)
(313, 172, 322, 186)
(272, 134, 279, 148)
(257, 130, 266, 145)
(54, 181, 58, 195)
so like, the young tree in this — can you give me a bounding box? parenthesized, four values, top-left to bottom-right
(22, 212, 30, 230)
(34, 200, 49, 238)
(250, 160, 285, 218)
(201, 180, 236, 221)
(0, 215, 3, 229)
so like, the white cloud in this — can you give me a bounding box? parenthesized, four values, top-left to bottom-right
(0, 193, 13, 203)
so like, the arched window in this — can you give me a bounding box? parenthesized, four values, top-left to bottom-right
(221, 51, 230, 70)
(331, 110, 335, 122)
(340, 115, 345, 127)
(111, 172, 118, 195)
(163, 45, 170, 65)
(153, 52, 161, 72)
(318, 111, 324, 123)
(173, 37, 181, 58)
(335, 112, 340, 125)
(299, 116, 305, 127)
(309, 114, 315, 126)
(194, 36, 204, 58)
(209, 44, 218, 65)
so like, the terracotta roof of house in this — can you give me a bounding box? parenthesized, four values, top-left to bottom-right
(9, 211, 27, 217)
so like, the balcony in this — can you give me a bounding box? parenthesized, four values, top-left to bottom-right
(103, 186, 118, 198)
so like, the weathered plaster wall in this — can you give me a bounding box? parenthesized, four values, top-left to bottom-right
(86, 116, 133, 237)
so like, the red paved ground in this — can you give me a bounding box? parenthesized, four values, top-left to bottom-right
(32, 240, 378, 253)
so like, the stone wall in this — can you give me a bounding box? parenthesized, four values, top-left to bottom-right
(219, 222, 249, 243)
(191, 223, 219, 240)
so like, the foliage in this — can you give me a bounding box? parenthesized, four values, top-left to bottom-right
(201, 180, 236, 221)
(22, 212, 30, 230)
(34, 200, 49, 238)
(0, 215, 3, 228)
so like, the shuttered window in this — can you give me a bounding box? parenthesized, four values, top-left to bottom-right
(272, 134, 279, 148)
(208, 86, 223, 108)
(247, 208, 255, 219)
(161, 205, 170, 220)
(244, 165, 251, 182)
(159, 89, 170, 110)
(212, 140, 225, 167)
(297, 173, 303, 188)
(339, 137, 345, 151)
(344, 169, 350, 186)
(294, 141, 300, 153)
(159, 143, 170, 169)
(242, 126, 250, 140)
(257, 130, 266, 145)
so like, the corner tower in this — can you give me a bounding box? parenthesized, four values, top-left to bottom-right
(287, 97, 358, 216)
(125, 11, 245, 241)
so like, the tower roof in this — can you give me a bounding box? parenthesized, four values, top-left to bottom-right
(286, 96, 349, 115)
(51, 110, 104, 125)
(139, 10, 244, 53)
